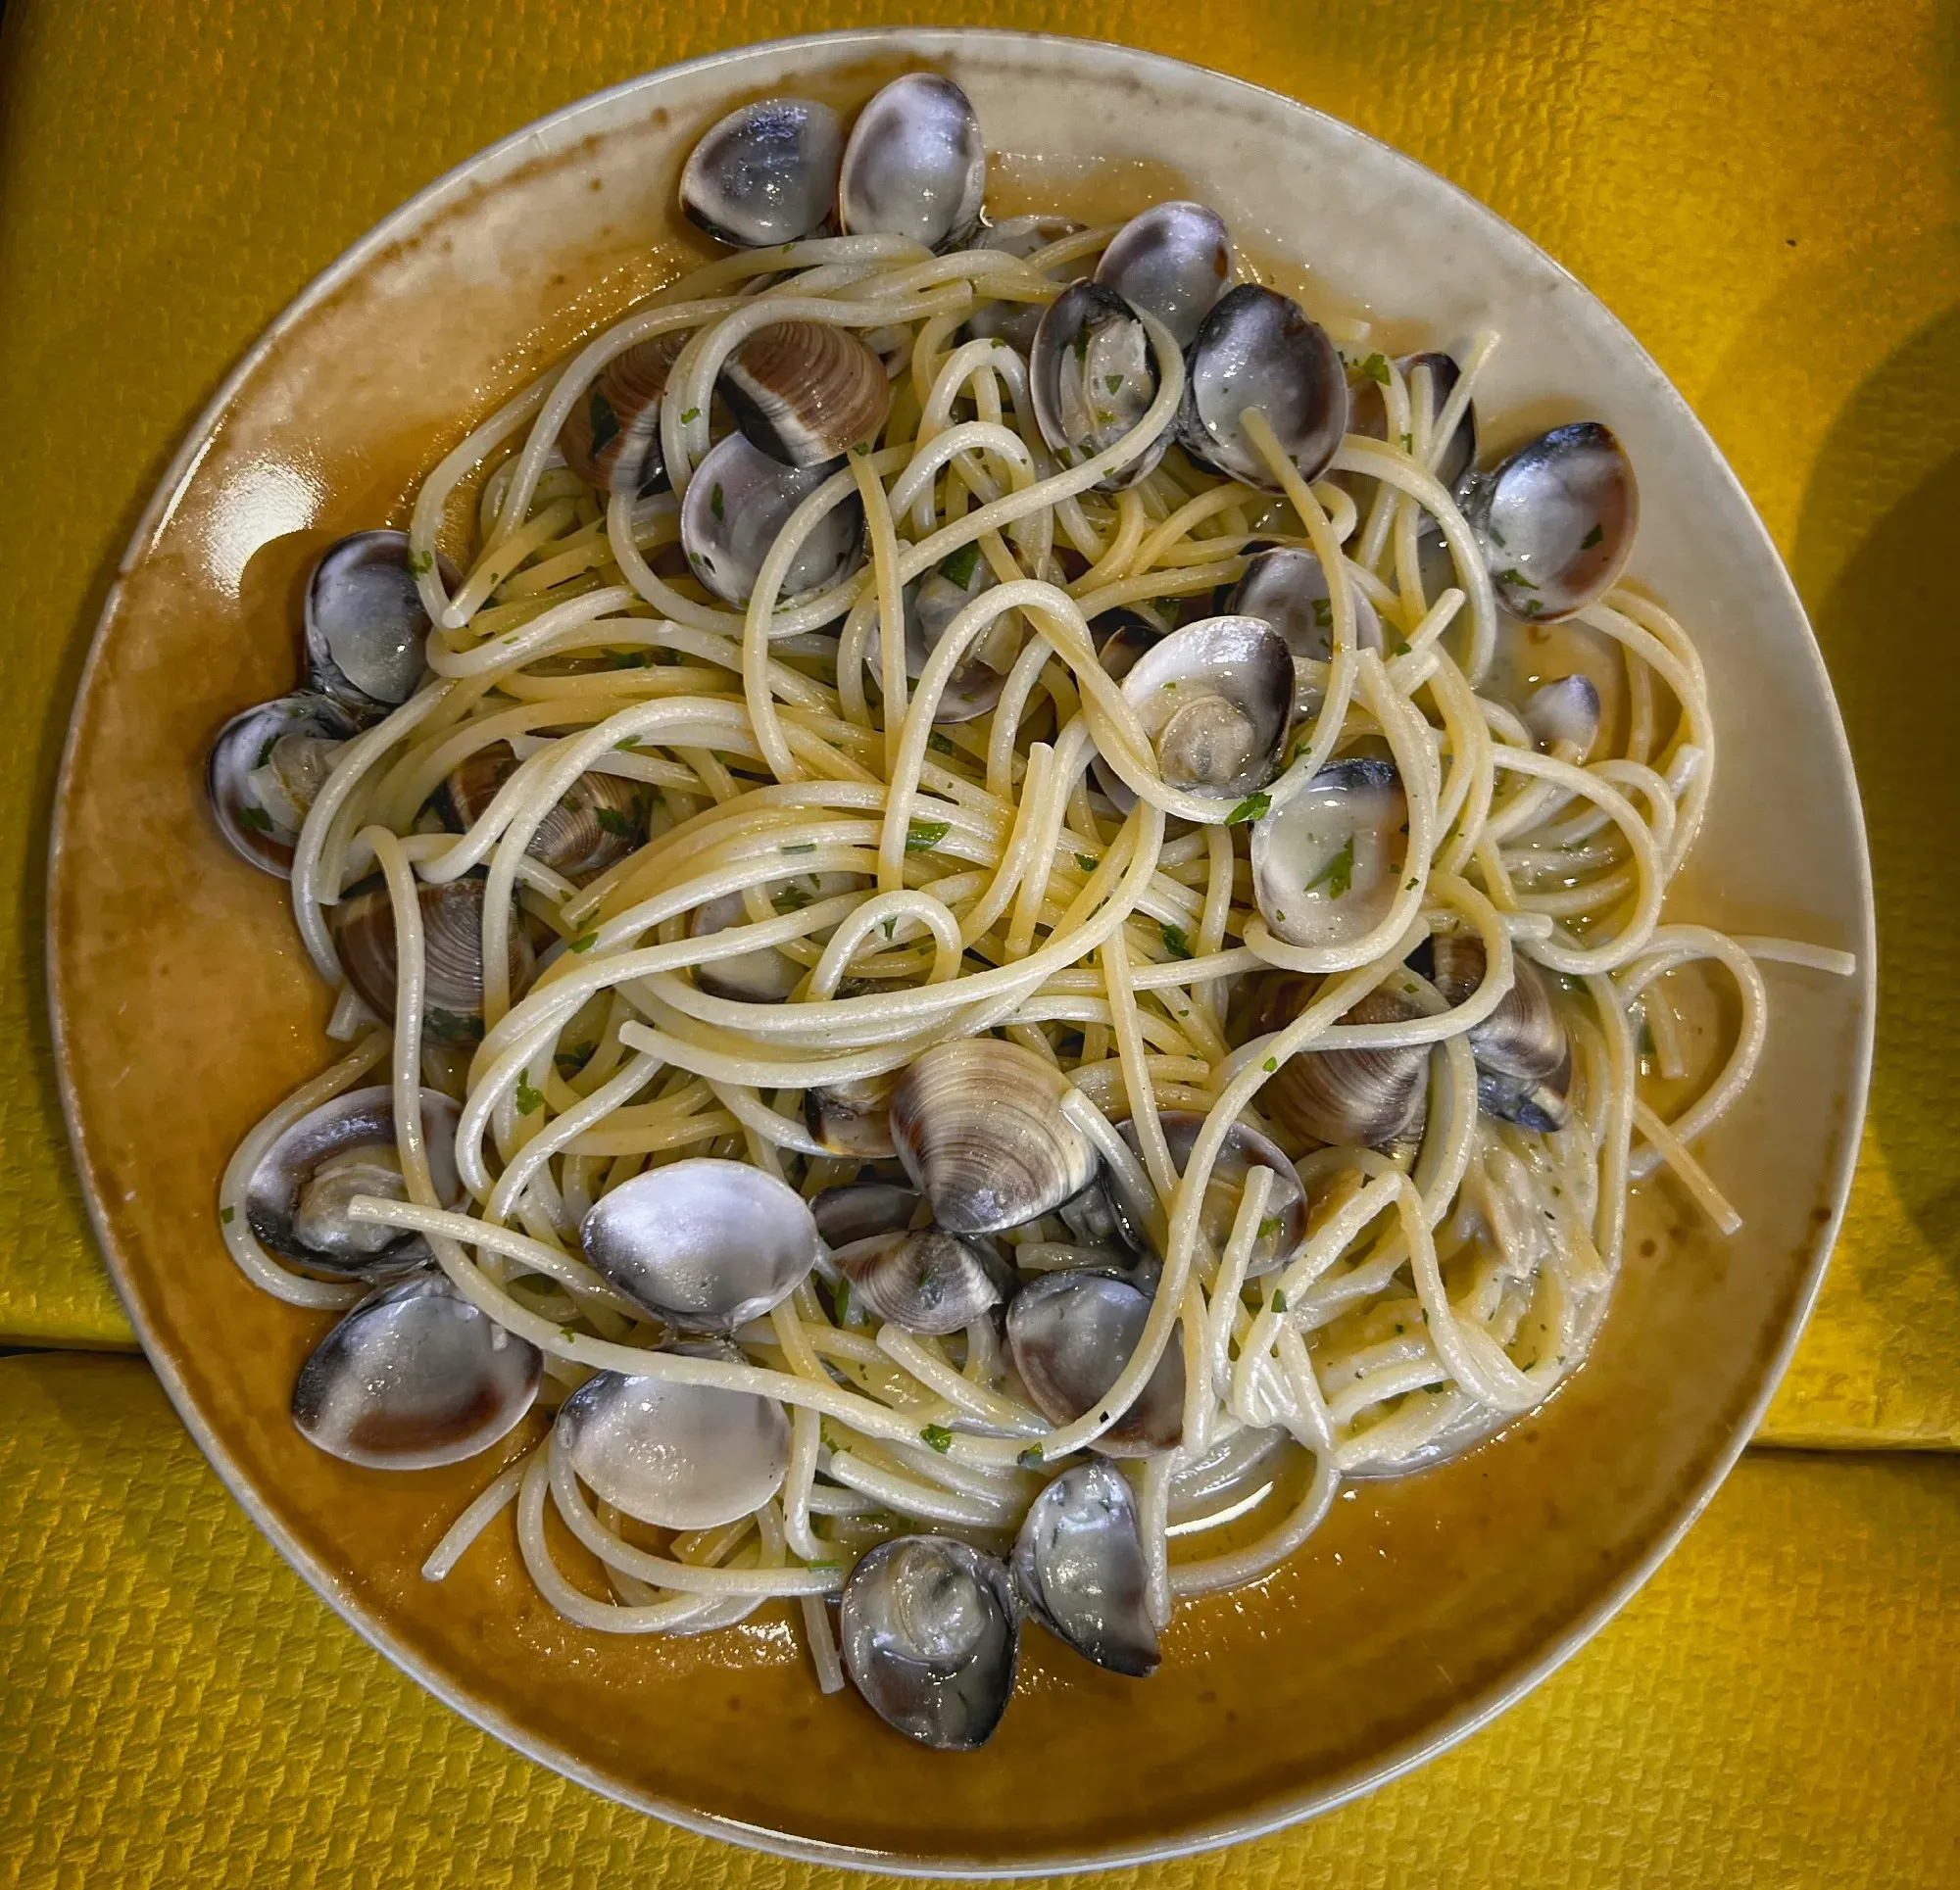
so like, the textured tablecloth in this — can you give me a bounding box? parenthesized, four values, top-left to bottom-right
(1, 2, 1957, 1881)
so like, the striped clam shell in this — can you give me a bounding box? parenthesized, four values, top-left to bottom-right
(558, 332, 686, 495)
(720, 320, 891, 467)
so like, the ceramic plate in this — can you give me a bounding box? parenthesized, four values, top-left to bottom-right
(48, 28, 1874, 1875)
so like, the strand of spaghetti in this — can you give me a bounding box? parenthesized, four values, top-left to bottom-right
(1632, 1098, 1743, 1234)
(421, 1449, 537, 1580)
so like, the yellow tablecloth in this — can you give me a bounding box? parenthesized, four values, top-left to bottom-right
(1, 1353, 1954, 1887)
(2, 1, 1958, 1881)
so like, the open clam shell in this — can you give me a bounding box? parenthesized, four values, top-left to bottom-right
(245, 1085, 463, 1282)
(833, 1227, 1012, 1335)
(578, 1156, 819, 1331)
(967, 214, 1082, 350)
(1250, 755, 1408, 949)
(679, 97, 843, 248)
(1107, 1110, 1306, 1280)
(292, 1266, 541, 1470)
(839, 1535, 1019, 1750)
(1523, 674, 1602, 756)
(1348, 349, 1478, 498)
(810, 1181, 923, 1249)
(679, 430, 862, 606)
(559, 332, 685, 495)
(1230, 546, 1384, 666)
(804, 1070, 900, 1159)
(837, 73, 986, 251)
(1457, 421, 1639, 621)
(556, 1346, 792, 1530)
(1414, 933, 1572, 1132)
(890, 1040, 1097, 1236)
(1029, 281, 1167, 491)
(1117, 613, 1294, 804)
(1179, 284, 1348, 491)
(1012, 1460, 1160, 1676)
(330, 870, 533, 1042)
(304, 530, 448, 713)
(1251, 977, 1432, 1151)
(1004, 1269, 1184, 1457)
(1093, 200, 1233, 350)
(206, 692, 358, 878)
(720, 320, 891, 467)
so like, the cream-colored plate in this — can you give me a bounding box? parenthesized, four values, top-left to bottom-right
(48, 28, 1874, 1876)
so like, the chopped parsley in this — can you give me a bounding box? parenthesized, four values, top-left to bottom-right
(555, 1043, 594, 1076)
(236, 805, 274, 833)
(1226, 792, 1270, 825)
(593, 804, 637, 839)
(709, 483, 725, 520)
(1390, 636, 1413, 656)
(1075, 852, 1100, 872)
(607, 647, 649, 668)
(927, 732, 956, 755)
(905, 818, 950, 852)
(679, 407, 701, 425)
(423, 1008, 479, 1042)
(882, 914, 898, 940)
(514, 1073, 546, 1115)
(783, 841, 816, 855)
(220, 1205, 235, 1225)
(566, 932, 598, 953)
(1271, 1288, 1288, 1313)
(587, 389, 620, 457)
(1256, 1214, 1284, 1241)
(1262, 1055, 1279, 1073)
(613, 736, 642, 751)
(1406, 876, 1421, 890)
(1304, 834, 1355, 898)
(919, 1424, 955, 1454)
(941, 542, 982, 588)
(1104, 373, 1123, 394)
(832, 1276, 852, 1326)
(1159, 922, 1194, 960)
(1017, 1443, 1046, 1469)
(1582, 523, 1605, 550)
(1490, 525, 1507, 549)
(1358, 353, 1392, 385)
(771, 882, 814, 913)
(408, 549, 434, 579)
(1500, 567, 1538, 590)
(852, 440, 872, 457)
(1310, 596, 1334, 630)
(1638, 1020, 1657, 1058)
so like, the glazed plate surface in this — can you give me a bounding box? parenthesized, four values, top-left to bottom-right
(48, 28, 1873, 1875)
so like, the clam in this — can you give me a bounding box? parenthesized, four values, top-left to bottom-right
(1093, 201, 1233, 350)
(687, 872, 863, 1002)
(811, 1181, 923, 1249)
(833, 1227, 1013, 1335)
(330, 870, 533, 1041)
(720, 321, 891, 467)
(1250, 977, 1432, 1151)
(556, 1346, 792, 1529)
(305, 530, 447, 713)
(1106, 1110, 1306, 1279)
(1118, 614, 1294, 804)
(1230, 546, 1384, 666)
(889, 542, 1010, 723)
(1179, 284, 1348, 490)
(839, 1535, 1019, 1750)
(1095, 606, 1167, 682)
(804, 1070, 899, 1158)
(967, 215, 1082, 349)
(1522, 673, 1602, 756)
(889, 1040, 1096, 1236)
(1250, 755, 1407, 948)
(1029, 282, 1167, 490)
(837, 74, 986, 251)
(1413, 933, 1571, 1132)
(679, 98, 843, 248)
(292, 1266, 542, 1470)
(439, 740, 645, 884)
(1004, 1269, 1184, 1456)
(559, 333, 685, 496)
(244, 1085, 464, 1281)
(679, 431, 862, 606)
(206, 692, 358, 877)
(1012, 1460, 1159, 1676)
(1348, 350, 1477, 495)
(579, 1156, 819, 1330)
(1457, 422, 1639, 621)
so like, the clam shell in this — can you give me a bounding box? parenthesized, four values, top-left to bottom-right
(292, 1267, 541, 1470)
(810, 1181, 923, 1249)
(1093, 201, 1233, 349)
(245, 1085, 464, 1281)
(1523, 673, 1602, 755)
(1029, 281, 1166, 491)
(1457, 421, 1638, 622)
(837, 74, 986, 251)
(305, 530, 445, 712)
(1416, 933, 1571, 1132)
(1347, 350, 1477, 498)
(804, 1070, 899, 1158)
(890, 1040, 1096, 1236)
(440, 741, 646, 884)
(679, 97, 843, 248)
(839, 1535, 1019, 1750)
(1179, 284, 1348, 490)
(1012, 1460, 1159, 1675)
(721, 320, 891, 467)
(556, 1352, 791, 1530)
(1115, 613, 1293, 804)
(1250, 755, 1408, 948)
(1004, 1269, 1184, 1457)
(1230, 546, 1384, 666)
(967, 214, 1082, 349)
(833, 1227, 1008, 1335)
(330, 871, 534, 1041)
(578, 1156, 819, 1331)
(1255, 979, 1432, 1151)
(206, 692, 358, 878)
(678, 430, 862, 606)
(558, 332, 684, 495)
(1109, 1110, 1306, 1280)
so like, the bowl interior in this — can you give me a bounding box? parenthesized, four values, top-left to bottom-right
(49, 29, 1872, 1874)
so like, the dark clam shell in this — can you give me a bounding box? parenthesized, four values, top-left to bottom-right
(329, 869, 534, 1041)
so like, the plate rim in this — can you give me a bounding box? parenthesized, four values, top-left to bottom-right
(44, 24, 1878, 1877)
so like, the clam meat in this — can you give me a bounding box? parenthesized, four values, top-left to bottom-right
(679, 430, 862, 606)
(837, 73, 986, 251)
(244, 1084, 464, 1281)
(679, 98, 843, 248)
(803, 1070, 900, 1159)
(206, 692, 358, 877)
(579, 1156, 820, 1330)
(839, 1535, 1019, 1749)
(1004, 1269, 1184, 1456)
(1117, 613, 1294, 804)
(1012, 1460, 1159, 1675)
(1179, 284, 1348, 491)
(292, 1266, 542, 1470)
(1030, 281, 1167, 489)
